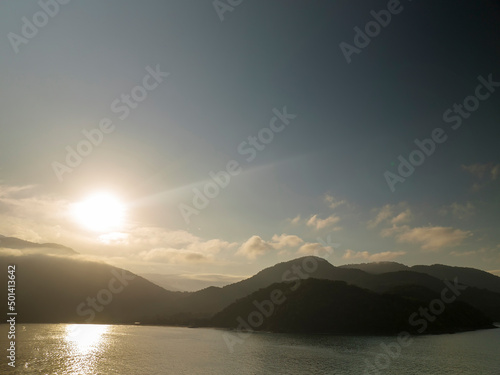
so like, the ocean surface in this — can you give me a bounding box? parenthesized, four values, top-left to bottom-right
(1, 324, 499, 374)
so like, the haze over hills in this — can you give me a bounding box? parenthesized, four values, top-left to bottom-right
(207, 279, 493, 335)
(140, 273, 245, 292)
(0, 248, 184, 324)
(340, 262, 410, 274)
(2, 236, 500, 332)
(0, 235, 77, 256)
(341, 262, 500, 294)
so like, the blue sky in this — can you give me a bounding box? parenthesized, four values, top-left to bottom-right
(0, 0, 499, 278)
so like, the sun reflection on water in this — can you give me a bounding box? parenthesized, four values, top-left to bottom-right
(65, 324, 109, 355)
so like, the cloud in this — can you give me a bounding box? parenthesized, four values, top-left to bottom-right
(0, 185, 36, 198)
(368, 204, 411, 229)
(386, 225, 472, 251)
(462, 163, 500, 180)
(390, 209, 411, 225)
(462, 163, 500, 190)
(108, 226, 238, 264)
(367, 204, 470, 252)
(237, 233, 333, 259)
(139, 248, 212, 263)
(0, 184, 71, 243)
(342, 249, 405, 262)
(449, 250, 477, 257)
(236, 235, 274, 260)
(306, 214, 341, 230)
(367, 204, 395, 229)
(492, 165, 500, 180)
(438, 202, 475, 220)
(296, 242, 333, 257)
(126, 227, 199, 248)
(324, 194, 347, 210)
(98, 232, 130, 245)
(270, 234, 304, 249)
(289, 215, 301, 225)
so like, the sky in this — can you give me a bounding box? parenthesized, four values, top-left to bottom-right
(0, 0, 499, 279)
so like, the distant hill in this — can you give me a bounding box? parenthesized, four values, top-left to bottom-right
(2, 236, 499, 330)
(207, 278, 494, 335)
(0, 235, 77, 256)
(411, 264, 500, 294)
(339, 261, 409, 274)
(0, 253, 184, 324)
(166, 257, 500, 324)
(140, 273, 244, 292)
(341, 261, 500, 294)
(175, 257, 464, 315)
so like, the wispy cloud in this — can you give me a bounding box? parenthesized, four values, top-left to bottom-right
(342, 249, 405, 262)
(0, 184, 70, 243)
(297, 242, 333, 256)
(324, 194, 347, 210)
(131, 227, 237, 263)
(237, 233, 335, 259)
(390, 209, 411, 225)
(270, 234, 304, 249)
(462, 163, 500, 190)
(139, 248, 213, 263)
(306, 214, 341, 230)
(462, 163, 500, 180)
(438, 202, 475, 220)
(368, 204, 410, 229)
(382, 225, 472, 251)
(488, 270, 500, 277)
(236, 235, 274, 260)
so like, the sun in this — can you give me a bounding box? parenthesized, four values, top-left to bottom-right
(72, 192, 125, 232)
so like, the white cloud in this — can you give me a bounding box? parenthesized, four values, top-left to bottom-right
(139, 248, 212, 263)
(367, 204, 470, 252)
(439, 202, 475, 220)
(449, 250, 477, 257)
(391, 209, 411, 225)
(127, 227, 200, 248)
(387, 225, 472, 251)
(289, 215, 301, 225)
(0, 184, 71, 243)
(94, 225, 238, 264)
(462, 163, 500, 179)
(324, 194, 347, 210)
(270, 234, 304, 249)
(297, 242, 333, 257)
(368, 204, 411, 229)
(367, 204, 394, 229)
(307, 214, 341, 230)
(462, 163, 500, 190)
(236, 235, 274, 260)
(492, 165, 500, 180)
(237, 233, 335, 259)
(342, 249, 406, 262)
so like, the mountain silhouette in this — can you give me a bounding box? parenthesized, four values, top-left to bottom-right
(207, 278, 493, 334)
(2, 236, 499, 331)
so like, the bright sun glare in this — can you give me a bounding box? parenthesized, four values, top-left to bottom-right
(72, 192, 125, 232)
